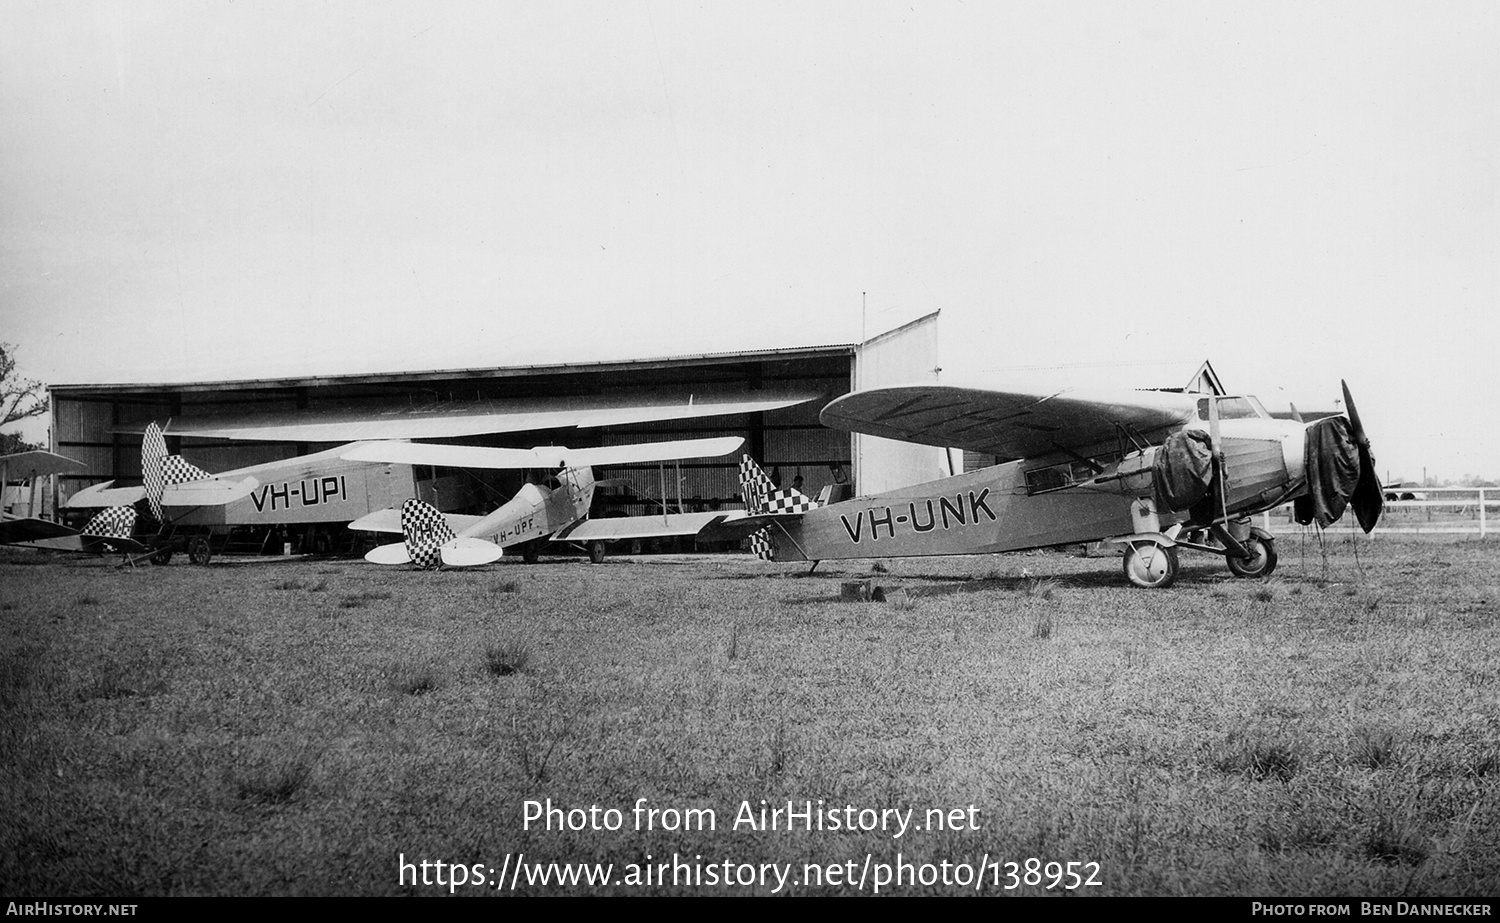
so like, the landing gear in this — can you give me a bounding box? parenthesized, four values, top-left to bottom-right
(188, 535, 213, 566)
(1226, 535, 1277, 578)
(1122, 541, 1179, 589)
(588, 540, 606, 564)
(522, 545, 540, 564)
(149, 547, 173, 566)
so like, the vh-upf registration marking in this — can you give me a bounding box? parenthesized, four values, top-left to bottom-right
(839, 490, 997, 543)
(249, 476, 349, 512)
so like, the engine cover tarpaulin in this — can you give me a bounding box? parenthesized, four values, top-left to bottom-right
(1295, 416, 1361, 528)
(1152, 429, 1214, 513)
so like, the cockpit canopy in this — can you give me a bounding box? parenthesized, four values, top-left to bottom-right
(1195, 395, 1270, 421)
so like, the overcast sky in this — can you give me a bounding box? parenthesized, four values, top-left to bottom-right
(3, 1, 1496, 481)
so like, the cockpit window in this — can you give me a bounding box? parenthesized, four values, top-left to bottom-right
(1196, 396, 1270, 421)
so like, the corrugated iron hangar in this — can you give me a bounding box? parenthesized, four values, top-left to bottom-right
(45, 314, 945, 551)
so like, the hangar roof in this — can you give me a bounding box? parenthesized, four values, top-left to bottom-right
(50, 343, 857, 395)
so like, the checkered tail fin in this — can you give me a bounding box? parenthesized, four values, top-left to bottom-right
(81, 506, 139, 546)
(399, 498, 458, 570)
(140, 422, 212, 522)
(737, 455, 819, 515)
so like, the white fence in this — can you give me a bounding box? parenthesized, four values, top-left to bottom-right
(1261, 487, 1497, 538)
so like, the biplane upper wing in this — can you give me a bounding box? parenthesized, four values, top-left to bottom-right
(339, 437, 745, 470)
(819, 383, 1201, 461)
(155, 393, 817, 442)
(0, 450, 89, 478)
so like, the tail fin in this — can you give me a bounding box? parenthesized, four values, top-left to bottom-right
(81, 505, 140, 551)
(370, 498, 503, 569)
(737, 455, 820, 515)
(400, 498, 459, 569)
(141, 422, 212, 522)
(738, 455, 823, 562)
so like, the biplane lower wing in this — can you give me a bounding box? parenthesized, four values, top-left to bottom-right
(0, 515, 81, 544)
(551, 511, 740, 543)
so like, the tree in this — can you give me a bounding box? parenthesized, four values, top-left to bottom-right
(1, 342, 47, 428)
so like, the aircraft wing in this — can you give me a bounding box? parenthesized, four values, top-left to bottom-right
(154, 392, 817, 442)
(819, 383, 1200, 461)
(550, 511, 741, 542)
(339, 436, 744, 470)
(0, 450, 88, 477)
(0, 515, 81, 544)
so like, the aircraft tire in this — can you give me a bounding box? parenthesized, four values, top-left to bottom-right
(1227, 536, 1277, 579)
(1122, 542, 1179, 589)
(149, 548, 173, 566)
(588, 540, 606, 564)
(522, 546, 540, 564)
(188, 536, 213, 566)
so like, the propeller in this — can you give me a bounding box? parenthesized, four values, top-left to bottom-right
(1341, 380, 1384, 533)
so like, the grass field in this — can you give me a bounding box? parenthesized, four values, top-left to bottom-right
(2, 533, 1498, 897)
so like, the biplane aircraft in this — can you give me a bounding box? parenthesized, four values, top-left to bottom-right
(344, 437, 748, 567)
(1, 449, 91, 547)
(725, 380, 1382, 588)
(61, 391, 811, 563)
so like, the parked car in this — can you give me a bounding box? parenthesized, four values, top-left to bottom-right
(1383, 483, 1427, 501)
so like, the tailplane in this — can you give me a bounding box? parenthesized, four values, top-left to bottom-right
(737, 456, 823, 562)
(367, 498, 503, 568)
(141, 422, 212, 522)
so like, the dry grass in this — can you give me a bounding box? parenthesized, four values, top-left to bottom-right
(1, 535, 1497, 896)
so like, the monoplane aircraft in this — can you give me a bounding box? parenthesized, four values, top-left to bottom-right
(345, 437, 748, 567)
(725, 380, 1381, 588)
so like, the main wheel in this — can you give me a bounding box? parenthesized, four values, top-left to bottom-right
(188, 535, 213, 565)
(588, 540, 606, 564)
(149, 548, 173, 566)
(1122, 542, 1179, 589)
(522, 546, 540, 564)
(1227, 535, 1277, 578)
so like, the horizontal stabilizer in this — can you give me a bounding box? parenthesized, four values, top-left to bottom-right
(67, 482, 147, 509)
(440, 537, 505, 567)
(162, 476, 261, 507)
(365, 542, 413, 565)
(349, 507, 486, 535)
(341, 436, 744, 470)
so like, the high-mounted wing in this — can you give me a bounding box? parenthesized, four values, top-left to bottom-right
(0, 450, 88, 478)
(339, 436, 744, 470)
(153, 392, 817, 442)
(819, 383, 1200, 461)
